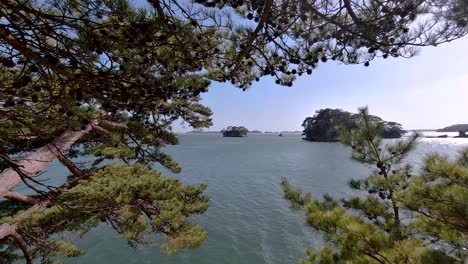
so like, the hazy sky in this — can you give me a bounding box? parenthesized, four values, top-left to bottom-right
(174, 36, 468, 132)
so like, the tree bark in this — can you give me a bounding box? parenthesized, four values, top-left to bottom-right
(100, 120, 128, 130)
(10, 231, 33, 264)
(0, 223, 17, 240)
(0, 121, 97, 198)
(4, 191, 38, 205)
(0, 200, 51, 263)
(55, 150, 85, 178)
(0, 200, 50, 240)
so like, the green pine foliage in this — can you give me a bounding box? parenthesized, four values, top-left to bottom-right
(14, 164, 208, 259)
(301, 108, 404, 142)
(198, 0, 468, 85)
(401, 150, 468, 253)
(0, 0, 221, 262)
(2, 0, 468, 263)
(282, 107, 467, 263)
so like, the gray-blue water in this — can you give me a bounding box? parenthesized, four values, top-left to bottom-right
(15, 133, 468, 263)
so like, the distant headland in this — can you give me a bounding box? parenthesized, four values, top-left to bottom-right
(429, 124, 468, 138)
(302, 108, 404, 142)
(436, 124, 468, 133)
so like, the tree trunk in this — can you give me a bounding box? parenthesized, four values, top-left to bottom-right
(4, 191, 38, 205)
(0, 223, 17, 240)
(0, 121, 97, 198)
(0, 200, 50, 262)
(0, 200, 50, 240)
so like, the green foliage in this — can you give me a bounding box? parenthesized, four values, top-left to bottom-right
(15, 164, 208, 261)
(222, 126, 249, 137)
(401, 150, 468, 249)
(0, 0, 218, 158)
(302, 108, 404, 142)
(1, 0, 468, 262)
(283, 107, 467, 263)
(47, 240, 84, 257)
(0, 200, 31, 219)
(197, 0, 468, 85)
(0, 1, 220, 260)
(97, 145, 136, 159)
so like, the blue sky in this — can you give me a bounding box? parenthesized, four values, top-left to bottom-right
(130, 0, 468, 132)
(174, 36, 468, 132)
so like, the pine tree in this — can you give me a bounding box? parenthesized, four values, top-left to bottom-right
(1, 0, 467, 262)
(0, 0, 223, 262)
(201, 0, 468, 85)
(283, 107, 467, 263)
(0, 0, 254, 262)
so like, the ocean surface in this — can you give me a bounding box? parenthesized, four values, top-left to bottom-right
(14, 132, 468, 264)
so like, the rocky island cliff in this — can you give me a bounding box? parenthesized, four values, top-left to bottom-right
(302, 108, 404, 142)
(222, 126, 248, 137)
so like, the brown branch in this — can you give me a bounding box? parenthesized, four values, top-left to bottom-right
(0, 224, 17, 241)
(4, 191, 38, 205)
(0, 122, 116, 261)
(0, 28, 102, 98)
(0, 121, 98, 198)
(1, 0, 82, 29)
(0, 201, 48, 242)
(0, 28, 66, 75)
(342, 0, 361, 25)
(233, 0, 272, 71)
(10, 231, 33, 264)
(100, 120, 128, 130)
(147, 0, 168, 24)
(4, 162, 57, 199)
(92, 125, 112, 136)
(52, 144, 85, 178)
(0, 166, 94, 241)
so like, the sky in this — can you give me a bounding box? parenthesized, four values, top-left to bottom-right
(174, 36, 468, 132)
(129, 0, 468, 132)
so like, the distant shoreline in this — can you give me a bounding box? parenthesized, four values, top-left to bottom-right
(185, 130, 302, 134)
(404, 131, 468, 139)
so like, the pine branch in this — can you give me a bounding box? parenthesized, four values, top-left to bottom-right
(4, 192, 38, 205)
(0, 121, 97, 198)
(10, 231, 32, 264)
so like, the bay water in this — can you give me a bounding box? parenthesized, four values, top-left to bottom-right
(17, 133, 468, 263)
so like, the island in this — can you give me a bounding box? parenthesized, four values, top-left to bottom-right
(302, 108, 404, 142)
(222, 126, 248, 137)
(437, 124, 468, 132)
(249, 130, 263, 133)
